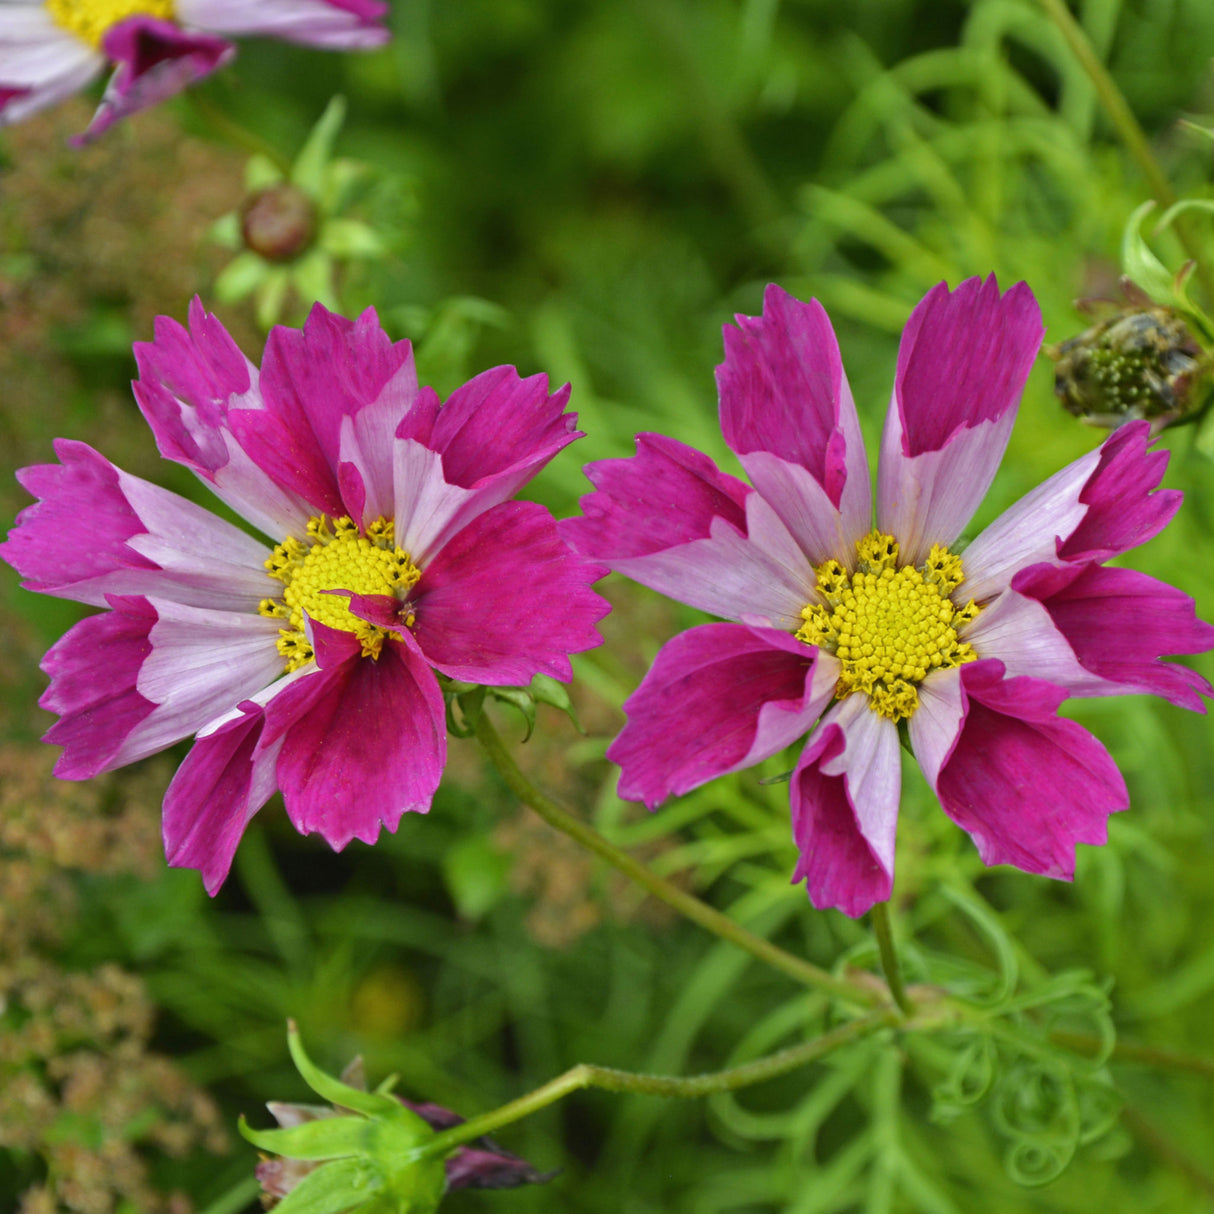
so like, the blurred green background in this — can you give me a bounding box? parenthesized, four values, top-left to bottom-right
(2, 1, 1213, 1211)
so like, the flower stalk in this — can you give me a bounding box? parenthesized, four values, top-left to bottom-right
(413, 1009, 898, 1164)
(870, 901, 914, 1018)
(466, 700, 880, 1008)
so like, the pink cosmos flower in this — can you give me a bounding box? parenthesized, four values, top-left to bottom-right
(560, 277, 1214, 918)
(0, 0, 388, 142)
(1, 301, 607, 893)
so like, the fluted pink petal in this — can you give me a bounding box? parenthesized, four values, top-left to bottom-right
(179, 0, 389, 48)
(608, 623, 837, 808)
(1056, 421, 1181, 563)
(960, 586, 1107, 694)
(402, 366, 579, 491)
(229, 305, 417, 519)
(717, 285, 871, 544)
(790, 696, 901, 918)
(961, 422, 1178, 601)
(4, 440, 156, 602)
(39, 597, 156, 780)
(79, 18, 233, 143)
(413, 500, 608, 685)
(133, 300, 314, 539)
(1012, 562, 1214, 711)
(560, 432, 750, 559)
(876, 277, 1043, 563)
(3, 439, 270, 610)
(163, 704, 283, 895)
(931, 661, 1128, 878)
(907, 665, 965, 789)
(262, 627, 445, 849)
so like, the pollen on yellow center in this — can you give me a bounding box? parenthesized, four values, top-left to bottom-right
(796, 530, 981, 722)
(259, 515, 421, 672)
(46, 0, 176, 48)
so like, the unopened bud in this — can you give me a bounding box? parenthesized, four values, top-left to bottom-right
(1048, 303, 1209, 431)
(241, 184, 318, 263)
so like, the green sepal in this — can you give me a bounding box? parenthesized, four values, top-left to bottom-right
(1121, 201, 1174, 304)
(530, 674, 583, 734)
(293, 96, 347, 195)
(320, 218, 386, 259)
(244, 153, 283, 193)
(489, 686, 536, 741)
(287, 1023, 405, 1120)
(381, 1150, 447, 1214)
(270, 1157, 381, 1214)
(239, 1113, 369, 1161)
(214, 251, 269, 304)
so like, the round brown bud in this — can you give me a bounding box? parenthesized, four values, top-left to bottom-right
(240, 184, 318, 263)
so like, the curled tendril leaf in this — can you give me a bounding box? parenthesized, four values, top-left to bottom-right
(931, 1034, 997, 1121)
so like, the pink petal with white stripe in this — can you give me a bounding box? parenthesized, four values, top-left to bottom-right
(928, 662, 1128, 878)
(963, 421, 1179, 600)
(163, 704, 284, 895)
(411, 500, 608, 686)
(179, 0, 389, 48)
(262, 625, 446, 850)
(559, 432, 750, 559)
(134, 300, 314, 539)
(608, 623, 838, 808)
(80, 18, 233, 144)
(717, 285, 871, 557)
(790, 695, 902, 918)
(877, 277, 1043, 564)
(1012, 562, 1214, 711)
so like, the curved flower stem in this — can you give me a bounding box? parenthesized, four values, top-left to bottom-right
(468, 703, 880, 1008)
(870, 901, 913, 1018)
(415, 1009, 897, 1162)
(1036, 0, 1214, 302)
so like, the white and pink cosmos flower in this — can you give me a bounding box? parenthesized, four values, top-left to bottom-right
(561, 277, 1214, 918)
(0, 0, 388, 142)
(1, 302, 607, 893)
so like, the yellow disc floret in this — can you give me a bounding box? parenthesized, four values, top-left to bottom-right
(47, 0, 176, 48)
(259, 515, 421, 672)
(796, 530, 981, 722)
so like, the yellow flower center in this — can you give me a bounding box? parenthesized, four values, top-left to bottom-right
(46, 0, 176, 48)
(796, 530, 981, 722)
(259, 515, 421, 673)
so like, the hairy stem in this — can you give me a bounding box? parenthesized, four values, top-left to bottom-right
(871, 901, 914, 1017)
(469, 702, 880, 1007)
(416, 1009, 896, 1161)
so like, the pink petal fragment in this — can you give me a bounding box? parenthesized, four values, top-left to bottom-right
(876, 277, 1043, 563)
(181, 0, 390, 48)
(933, 661, 1128, 878)
(608, 623, 837, 808)
(560, 432, 750, 560)
(163, 704, 283, 895)
(3, 440, 156, 605)
(790, 696, 901, 919)
(717, 284, 871, 530)
(414, 500, 608, 685)
(263, 633, 446, 850)
(1057, 421, 1180, 564)
(40, 597, 157, 780)
(1013, 562, 1214, 711)
(79, 17, 233, 144)
(230, 305, 417, 518)
(133, 299, 314, 538)
(411, 366, 579, 492)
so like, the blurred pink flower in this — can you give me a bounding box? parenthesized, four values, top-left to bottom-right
(0, 0, 388, 142)
(562, 277, 1214, 917)
(2, 301, 607, 892)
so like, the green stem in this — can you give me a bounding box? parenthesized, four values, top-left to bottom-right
(416, 1010, 896, 1161)
(469, 703, 879, 1007)
(1037, 0, 1214, 303)
(871, 901, 913, 1018)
